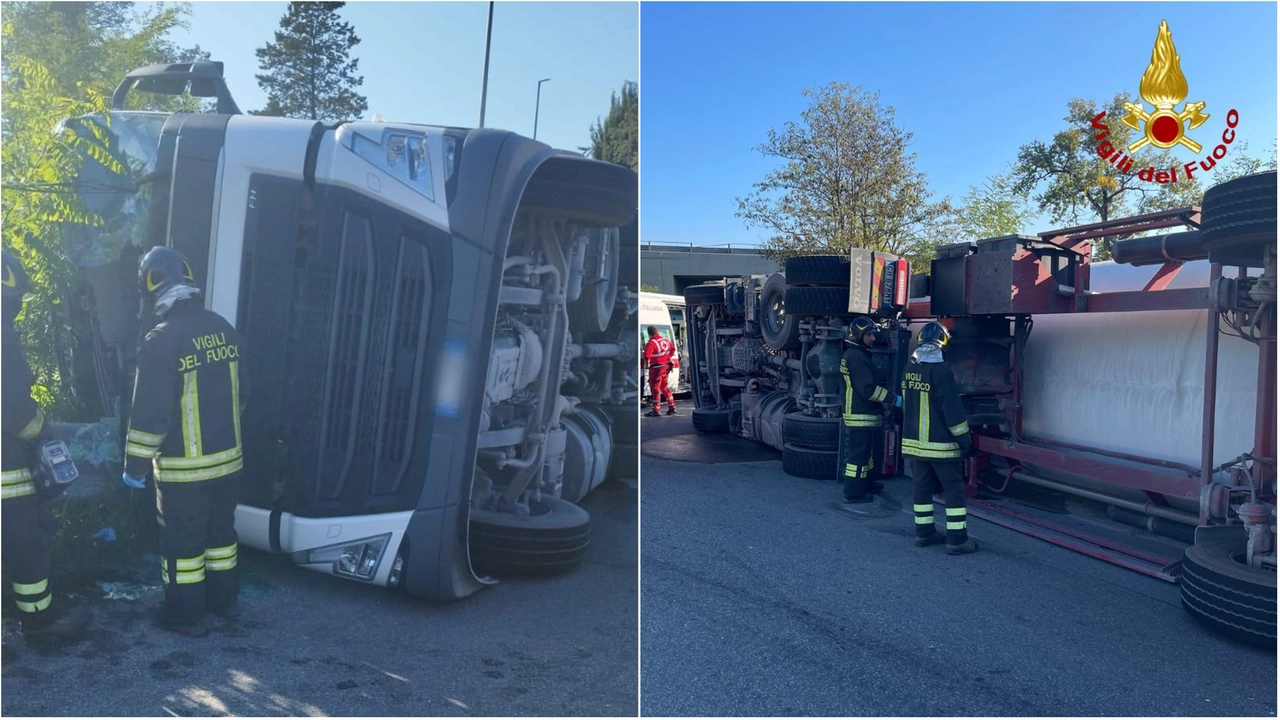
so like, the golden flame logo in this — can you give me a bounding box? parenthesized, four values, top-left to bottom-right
(1121, 20, 1209, 153)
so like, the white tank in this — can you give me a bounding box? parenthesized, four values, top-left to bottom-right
(1020, 260, 1259, 478)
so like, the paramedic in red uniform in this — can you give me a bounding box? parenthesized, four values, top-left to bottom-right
(123, 247, 247, 636)
(642, 326, 678, 417)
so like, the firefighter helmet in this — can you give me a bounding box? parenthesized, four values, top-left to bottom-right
(917, 321, 951, 348)
(138, 246, 197, 302)
(2, 251, 30, 308)
(845, 316, 878, 346)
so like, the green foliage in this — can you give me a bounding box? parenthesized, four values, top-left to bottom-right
(1, 3, 204, 417)
(955, 173, 1036, 243)
(586, 81, 638, 172)
(734, 82, 952, 268)
(640, 283, 660, 293)
(253, 2, 368, 123)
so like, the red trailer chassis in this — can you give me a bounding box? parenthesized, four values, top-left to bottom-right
(902, 207, 1277, 582)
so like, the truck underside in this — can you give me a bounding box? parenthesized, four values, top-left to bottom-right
(685, 173, 1277, 647)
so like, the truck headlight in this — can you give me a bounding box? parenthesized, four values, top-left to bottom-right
(306, 534, 391, 581)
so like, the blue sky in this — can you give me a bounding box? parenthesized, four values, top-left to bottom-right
(640, 2, 1278, 247)
(159, 1, 638, 154)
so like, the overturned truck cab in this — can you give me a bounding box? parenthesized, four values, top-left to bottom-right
(62, 62, 639, 601)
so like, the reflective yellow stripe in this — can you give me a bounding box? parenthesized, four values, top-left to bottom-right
(843, 413, 879, 427)
(915, 516, 935, 524)
(230, 360, 242, 447)
(175, 556, 205, 571)
(913, 504, 934, 513)
(13, 579, 48, 596)
(871, 386, 887, 403)
(949, 421, 970, 436)
(156, 446, 242, 469)
(206, 557, 237, 572)
(1, 483, 36, 500)
(946, 507, 966, 517)
(903, 438, 961, 451)
(844, 373, 853, 415)
(845, 464, 859, 477)
(947, 521, 967, 530)
(175, 569, 205, 585)
(1, 468, 34, 484)
(919, 389, 930, 446)
(181, 371, 203, 457)
(126, 442, 158, 459)
(16, 595, 52, 613)
(155, 457, 243, 483)
(127, 428, 165, 446)
(205, 543, 237, 560)
(17, 410, 44, 441)
(902, 442, 962, 460)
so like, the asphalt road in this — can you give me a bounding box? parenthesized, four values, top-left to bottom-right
(2, 478, 637, 717)
(639, 413, 1277, 717)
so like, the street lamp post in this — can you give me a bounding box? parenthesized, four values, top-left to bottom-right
(479, 1, 494, 128)
(534, 78, 551, 140)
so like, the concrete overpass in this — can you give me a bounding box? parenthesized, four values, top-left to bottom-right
(641, 243, 781, 296)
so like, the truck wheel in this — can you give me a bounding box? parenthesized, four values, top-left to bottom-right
(784, 255, 850, 287)
(1200, 170, 1277, 267)
(691, 406, 733, 433)
(600, 403, 639, 480)
(684, 283, 727, 306)
(782, 442, 839, 480)
(469, 497, 591, 577)
(760, 273, 801, 352)
(783, 412, 841, 451)
(1180, 536, 1277, 648)
(569, 228, 621, 334)
(783, 286, 850, 316)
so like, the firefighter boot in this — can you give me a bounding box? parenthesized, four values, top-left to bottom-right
(947, 539, 979, 555)
(913, 532, 946, 548)
(21, 604, 92, 648)
(156, 612, 211, 638)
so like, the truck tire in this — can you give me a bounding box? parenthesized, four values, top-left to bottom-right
(760, 273, 801, 352)
(1200, 170, 1277, 267)
(469, 497, 591, 576)
(1180, 536, 1277, 648)
(784, 255, 850, 286)
(691, 406, 732, 434)
(685, 283, 726, 306)
(783, 412, 841, 450)
(784, 286, 850, 316)
(782, 442, 839, 480)
(600, 403, 639, 480)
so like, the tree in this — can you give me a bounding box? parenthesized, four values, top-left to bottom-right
(585, 81, 637, 172)
(253, 2, 367, 123)
(733, 82, 951, 267)
(1211, 139, 1278, 184)
(955, 173, 1036, 243)
(1010, 94, 1210, 258)
(640, 283, 660, 293)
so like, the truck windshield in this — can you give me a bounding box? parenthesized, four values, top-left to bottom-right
(60, 112, 167, 267)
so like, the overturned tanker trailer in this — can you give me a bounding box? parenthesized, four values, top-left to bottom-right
(686, 171, 1276, 646)
(59, 62, 639, 601)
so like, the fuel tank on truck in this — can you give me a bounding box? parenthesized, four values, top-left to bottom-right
(1015, 260, 1259, 512)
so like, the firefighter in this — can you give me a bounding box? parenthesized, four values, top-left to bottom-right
(123, 247, 246, 636)
(642, 325, 678, 418)
(1, 251, 91, 651)
(840, 316, 896, 504)
(901, 321, 977, 554)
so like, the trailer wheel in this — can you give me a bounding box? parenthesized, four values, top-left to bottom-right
(1180, 537, 1277, 648)
(691, 406, 733, 433)
(1200, 170, 1277, 267)
(783, 286, 851, 316)
(469, 497, 591, 577)
(782, 442, 839, 480)
(760, 273, 801, 352)
(684, 283, 727, 306)
(782, 412, 841, 451)
(784, 255, 851, 287)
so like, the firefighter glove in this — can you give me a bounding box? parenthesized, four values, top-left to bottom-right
(121, 472, 146, 490)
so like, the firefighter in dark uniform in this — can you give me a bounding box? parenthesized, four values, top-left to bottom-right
(123, 247, 245, 636)
(2, 251, 90, 649)
(839, 316, 896, 504)
(900, 321, 977, 554)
